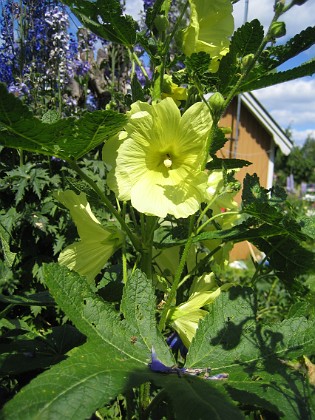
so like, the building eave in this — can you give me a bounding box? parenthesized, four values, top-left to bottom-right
(241, 92, 293, 156)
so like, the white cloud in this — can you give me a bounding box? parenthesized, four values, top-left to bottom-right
(253, 78, 315, 146)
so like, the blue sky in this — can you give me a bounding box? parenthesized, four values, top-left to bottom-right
(125, 0, 315, 147)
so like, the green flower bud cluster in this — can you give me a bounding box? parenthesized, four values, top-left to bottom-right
(208, 92, 225, 122)
(269, 21, 286, 38)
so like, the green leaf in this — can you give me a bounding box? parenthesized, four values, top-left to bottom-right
(0, 223, 16, 267)
(62, 0, 138, 46)
(186, 287, 315, 417)
(0, 291, 55, 306)
(1, 265, 245, 419)
(42, 263, 149, 363)
(187, 287, 315, 371)
(1, 340, 147, 420)
(131, 73, 145, 102)
(0, 325, 85, 375)
(240, 174, 315, 279)
(206, 156, 252, 170)
(226, 376, 314, 419)
(260, 26, 315, 71)
(150, 374, 244, 420)
(121, 269, 174, 366)
(0, 83, 127, 160)
(208, 126, 229, 156)
(185, 52, 212, 76)
(218, 20, 264, 93)
(240, 59, 315, 92)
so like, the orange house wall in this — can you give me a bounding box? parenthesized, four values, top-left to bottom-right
(218, 99, 273, 260)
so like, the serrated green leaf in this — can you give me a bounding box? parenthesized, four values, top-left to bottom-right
(186, 287, 315, 374)
(218, 20, 264, 93)
(42, 263, 149, 364)
(0, 83, 127, 160)
(121, 269, 174, 366)
(62, 0, 138, 46)
(1, 340, 147, 420)
(261, 26, 315, 71)
(0, 223, 16, 267)
(206, 156, 252, 170)
(185, 52, 212, 75)
(209, 126, 229, 156)
(240, 59, 315, 92)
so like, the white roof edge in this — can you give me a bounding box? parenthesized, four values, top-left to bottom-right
(241, 92, 293, 156)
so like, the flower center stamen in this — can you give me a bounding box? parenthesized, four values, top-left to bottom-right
(163, 153, 172, 169)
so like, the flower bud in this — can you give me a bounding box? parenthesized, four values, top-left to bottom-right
(208, 92, 225, 121)
(269, 21, 286, 38)
(274, 0, 285, 13)
(241, 53, 255, 69)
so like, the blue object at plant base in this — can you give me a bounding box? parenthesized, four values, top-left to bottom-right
(148, 347, 228, 380)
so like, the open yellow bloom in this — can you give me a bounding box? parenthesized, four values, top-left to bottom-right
(103, 98, 212, 218)
(182, 0, 234, 72)
(55, 190, 123, 283)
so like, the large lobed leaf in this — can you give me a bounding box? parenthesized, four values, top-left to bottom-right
(186, 287, 315, 417)
(0, 83, 127, 160)
(1, 265, 246, 419)
(1, 264, 150, 419)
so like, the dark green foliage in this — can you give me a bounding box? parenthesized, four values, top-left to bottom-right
(206, 156, 252, 171)
(62, 0, 138, 46)
(218, 20, 264, 94)
(260, 26, 315, 71)
(240, 59, 315, 92)
(1, 0, 315, 417)
(0, 84, 127, 160)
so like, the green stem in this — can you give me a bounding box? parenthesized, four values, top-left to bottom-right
(158, 215, 196, 331)
(163, 0, 189, 56)
(139, 215, 158, 278)
(130, 50, 150, 81)
(139, 382, 151, 419)
(197, 211, 239, 234)
(67, 159, 141, 251)
(223, 7, 284, 109)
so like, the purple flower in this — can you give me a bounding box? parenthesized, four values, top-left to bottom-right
(143, 0, 155, 11)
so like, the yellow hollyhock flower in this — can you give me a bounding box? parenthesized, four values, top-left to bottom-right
(182, 0, 234, 72)
(55, 190, 123, 283)
(103, 97, 212, 218)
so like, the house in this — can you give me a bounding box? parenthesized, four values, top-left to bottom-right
(218, 92, 293, 260)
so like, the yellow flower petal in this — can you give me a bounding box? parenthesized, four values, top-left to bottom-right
(55, 190, 123, 282)
(182, 0, 234, 72)
(103, 98, 212, 218)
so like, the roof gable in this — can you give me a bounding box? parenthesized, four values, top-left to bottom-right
(241, 92, 293, 155)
